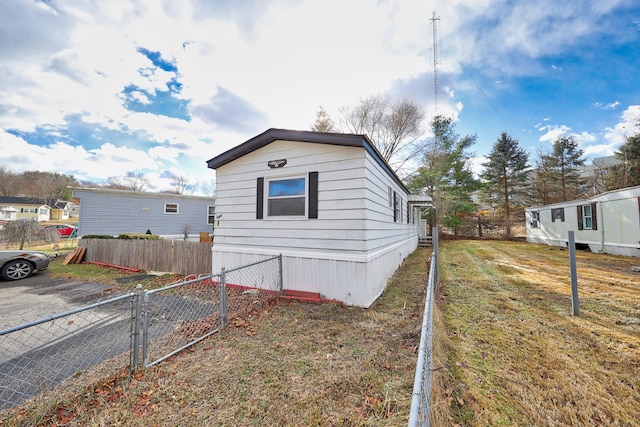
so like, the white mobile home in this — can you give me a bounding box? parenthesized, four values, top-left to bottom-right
(207, 128, 430, 307)
(72, 187, 216, 240)
(525, 186, 640, 257)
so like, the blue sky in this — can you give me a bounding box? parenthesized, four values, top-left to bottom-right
(1, 0, 639, 195)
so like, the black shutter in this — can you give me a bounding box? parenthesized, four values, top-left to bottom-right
(560, 208, 565, 222)
(407, 201, 410, 224)
(308, 172, 318, 219)
(393, 192, 397, 222)
(551, 208, 556, 223)
(591, 202, 597, 231)
(256, 177, 264, 219)
(577, 206, 583, 230)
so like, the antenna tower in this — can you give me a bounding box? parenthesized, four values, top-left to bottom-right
(431, 11, 440, 114)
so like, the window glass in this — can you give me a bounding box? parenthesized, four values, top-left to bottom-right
(583, 205, 592, 229)
(207, 206, 215, 224)
(269, 178, 305, 197)
(165, 203, 179, 214)
(553, 208, 564, 222)
(267, 177, 306, 217)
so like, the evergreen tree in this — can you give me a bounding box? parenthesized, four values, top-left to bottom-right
(551, 136, 586, 201)
(310, 106, 336, 133)
(615, 133, 640, 187)
(530, 148, 561, 205)
(406, 115, 479, 232)
(480, 132, 529, 237)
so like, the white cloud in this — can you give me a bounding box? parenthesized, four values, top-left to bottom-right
(0, 0, 638, 196)
(537, 124, 572, 143)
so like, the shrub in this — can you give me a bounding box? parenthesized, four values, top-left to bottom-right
(117, 233, 161, 240)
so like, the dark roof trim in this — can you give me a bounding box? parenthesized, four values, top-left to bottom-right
(206, 128, 409, 193)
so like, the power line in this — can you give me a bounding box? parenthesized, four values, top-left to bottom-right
(444, 42, 514, 134)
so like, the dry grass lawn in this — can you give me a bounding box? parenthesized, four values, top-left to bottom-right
(431, 240, 640, 426)
(1, 248, 432, 426)
(3, 239, 639, 426)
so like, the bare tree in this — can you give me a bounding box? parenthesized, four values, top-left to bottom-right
(182, 224, 193, 241)
(529, 148, 561, 205)
(0, 167, 21, 196)
(587, 157, 625, 194)
(310, 106, 336, 132)
(199, 179, 216, 198)
(167, 172, 195, 195)
(19, 171, 77, 202)
(0, 219, 58, 250)
(106, 172, 151, 192)
(339, 93, 426, 172)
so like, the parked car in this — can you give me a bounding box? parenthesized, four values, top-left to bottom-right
(0, 250, 50, 281)
(44, 224, 76, 237)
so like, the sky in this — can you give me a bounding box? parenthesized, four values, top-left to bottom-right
(1, 0, 639, 195)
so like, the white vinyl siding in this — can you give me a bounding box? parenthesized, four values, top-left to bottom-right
(526, 187, 640, 257)
(210, 133, 420, 307)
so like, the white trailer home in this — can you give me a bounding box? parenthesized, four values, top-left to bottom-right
(525, 186, 640, 257)
(207, 128, 430, 307)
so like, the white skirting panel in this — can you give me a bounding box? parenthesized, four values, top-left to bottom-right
(212, 237, 418, 308)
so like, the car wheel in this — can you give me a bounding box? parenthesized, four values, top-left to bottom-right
(1, 260, 34, 280)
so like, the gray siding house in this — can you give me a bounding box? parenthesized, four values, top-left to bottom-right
(71, 187, 215, 240)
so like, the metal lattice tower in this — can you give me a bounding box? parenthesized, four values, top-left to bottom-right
(431, 11, 440, 114)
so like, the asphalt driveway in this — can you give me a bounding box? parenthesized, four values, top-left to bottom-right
(0, 270, 120, 331)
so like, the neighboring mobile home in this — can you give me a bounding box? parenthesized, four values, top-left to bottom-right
(71, 187, 216, 240)
(206, 128, 431, 307)
(0, 197, 52, 222)
(525, 185, 640, 257)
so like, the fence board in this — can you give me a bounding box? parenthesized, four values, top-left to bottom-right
(79, 239, 213, 275)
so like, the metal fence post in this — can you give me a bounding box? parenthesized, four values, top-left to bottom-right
(131, 284, 143, 371)
(568, 231, 580, 316)
(278, 253, 283, 294)
(220, 267, 228, 328)
(432, 226, 439, 290)
(142, 289, 150, 367)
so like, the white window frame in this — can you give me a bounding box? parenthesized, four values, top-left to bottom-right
(164, 203, 179, 214)
(207, 205, 215, 225)
(265, 175, 307, 219)
(582, 205, 593, 230)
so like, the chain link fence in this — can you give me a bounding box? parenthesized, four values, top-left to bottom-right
(408, 228, 439, 427)
(0, 254, 283, 412)
(143, 255, 283, 367)
(142, 274, 222, 367)
(0, 292, 136, 411)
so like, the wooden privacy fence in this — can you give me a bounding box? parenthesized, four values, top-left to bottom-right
(79, 239, 213, 275)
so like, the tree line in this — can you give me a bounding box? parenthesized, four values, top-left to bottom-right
(0, 168, 215, 202)
(311, 93, 640, 237)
